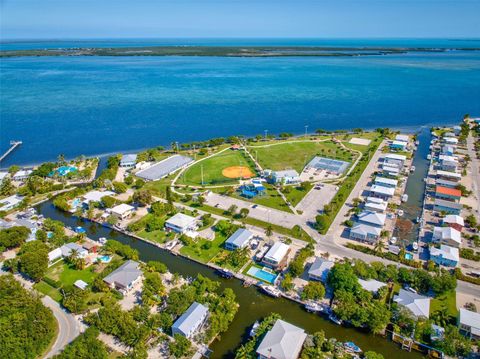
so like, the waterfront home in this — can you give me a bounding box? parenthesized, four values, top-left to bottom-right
(384, 153, 407, 168)
(433, 199, 462, 215)
(349, 222, 381, 243)
(262, 242, 290, 269)
(165, 213, 197, 234)
(442, 214, 464, 231)
(436, 170, 461, 182)
(435, 178, 459, 189)
(458, 308, 480, 340)
(308, 257, 334, 283)
(120, 154, 137, 168)
(395, 134, 410, 143)
(443, 137, 458, 145)
(433, 226, 461, 247)
(0, 195, 24, 211)
(370, 185, 395, 201)
(382, 164, 400, 178)
(256, 319, 307, 359)
(441, 145, 455, 156)
(364, 197, 388, 213)
(429, 245, 459, 267)
(435, 186, 461, 202)
(171, 302, 209, 339)
(453, 126, 462, 135)
(110, 203, 135, 220)
(135, 155, 194, 181)
(48, 248, 63, 266)
(0, 171, 8, 184)
(394, 289, 431, 318)
(82, 190, 115, 208)
(103, 260, 142, 293)
(13, 218, 38, 242)
(270, 169, 300, 184)
(356, 211, 386, 228)
(12, 169, 32, 181)
(225, 228, 253, 251)
(374, 176, 398, 189)
(60, 242, 88, 258)
(358, 278, 386, 293)
(438, 155, 458, 172)
(390, 140, 407, 151)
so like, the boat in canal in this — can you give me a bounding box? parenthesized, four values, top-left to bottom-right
(329, 313, 343, 325)
(217, 268, 233, 279)
(305, 301, 324, 313)
(249, 321, 260, 337)
(98, 237, 107, 244)
(344, 341, 363, 354)
(259, 284, 281, 298)
(410, 165, 416, 173)
(401, 194, 408, 202)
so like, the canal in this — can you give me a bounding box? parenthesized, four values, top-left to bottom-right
(395, 127, 431, 245)
(36, 203, 422, 359)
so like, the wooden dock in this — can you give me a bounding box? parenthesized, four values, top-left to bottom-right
(0, 140, 22, 163)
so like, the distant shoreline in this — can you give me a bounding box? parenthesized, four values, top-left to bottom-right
(2, 45, 480, 58)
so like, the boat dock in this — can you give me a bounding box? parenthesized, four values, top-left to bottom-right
(0, 140, 22, 163)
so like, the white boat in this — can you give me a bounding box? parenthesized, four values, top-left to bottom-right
(329, 313, 343, 325)
(412, 242, 419, 251)
(98, 237, 107, 244)
(427, 154, 432, 160)
(398, 209, 404, 216)
(249, 321, 260, 337)
(401, 194, 408, 202)
(390, 237, 397, 244)
(410, 166, 416, 173)
(259, 284, 281, 298)
(305, 302, 323, 313)
(415, 140, 420, 146)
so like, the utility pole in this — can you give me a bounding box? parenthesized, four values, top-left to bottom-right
(264, 129, 268, 140)
(201, 164, 204, 186)
(193, 144, 196, 160)
(305, 125, 308, 138)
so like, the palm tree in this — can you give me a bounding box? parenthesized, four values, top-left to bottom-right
(265, 225, 273, 238)
(68, 248, 79, 266)
(432, 305, 450, 327)
(374, 240, 385, 254)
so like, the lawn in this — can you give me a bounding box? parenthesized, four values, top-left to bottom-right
(430, 290, 458, 320)
(180, 232, 229, 263)
(248, 140, 354, 173)
(178, 149, 258, 186)
(136, 228, 172, 244)
(281, 183, 313, 207)
(212, 250, 251, 272)
(142, 176, 174, 197)
(34, 281, 62, 302)
(47, 262, 97, 286)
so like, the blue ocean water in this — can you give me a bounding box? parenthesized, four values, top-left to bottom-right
(1, 48, 480, 167)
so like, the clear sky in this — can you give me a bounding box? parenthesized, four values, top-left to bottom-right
(1, 0, 480, 39)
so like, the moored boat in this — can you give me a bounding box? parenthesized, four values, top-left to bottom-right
(98, 237, 107, 244)
(410, 165, 415, 172)
(329, 313, 343, 325)
(217, 268, 233, 279)
(401, 194, 408, 202)
(249, 321, 260, 337)
(305, 301, 323, 313)
(259, 284, 281, 298)
(344, 341, 362, 354)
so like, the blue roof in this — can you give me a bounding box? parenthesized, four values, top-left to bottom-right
(225, 228, 253, 248)
(172, 302, 208, 336)
(242, 189, 257, 198)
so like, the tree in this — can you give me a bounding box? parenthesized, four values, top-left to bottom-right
(315, 214, 329, 232)
(364, 351, 384, 359)
(301, 281, 326, 301)
(54, 327, 108, 359)
(61, 285, 89, 314)
(327, 263, 360, 295)
(0, 226, 31, 249)
(101, 196, 117, 208)
(239, 208, 249, 218)
(281, 273, 294, 292)
(113, 181, 128, 193)
(374, 240, 385, 254)
(196, 195, 205, 206)
(265, 225, 273, 238)
(0, 177, 15, 196)
(227, 204, 238, 216)
(18, 241, 49, 281)
(169, 334, 191, 358)
(133, 190, 152, 206)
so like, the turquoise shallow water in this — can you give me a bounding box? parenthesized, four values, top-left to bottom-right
(1, 49, 480, 166)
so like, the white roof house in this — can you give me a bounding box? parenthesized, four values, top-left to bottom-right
(458, 308, 480, 339)
(225, 228, 253, 250)
(444, 137, 458, 145)
(12, 169, 32, 181)
(48, 248, 63, 264)
(0, 172, 8, 183)
(385, 153, 407, 164)
(382, 165, 400, 176)
(103, 260, 142, 292)
(271, 169, 300, 184)
(350, 223, 381, 242)
(365, 197, 388, 213)
(263, 242, 290, 267)
(308, 257, 334, 282)
(172, 302, 209, 338)
(0, 195, 24, 211)
(443, 214, 464, 227)
(390, 140, 407, 149)
(74, 279, 89, 290)
(370, 185, 395, 198)
(256, 319, 307, 359)
(82, 190, 115, 204)
(120, 154, 137, 167)
(165, 213, 197, 234)
(438, 155, 458, 163)
(357, 211, 386, 227)
(430, 245, 459, 264)
(433, 226, 462, 247)
(394, 289, 431, 318)
(436, 170, 461, 180)
(60, 242, 88, 258)
(358, 278, 386, 293)
(374, 176, 398, 188)
(110, 203, 135, 219)
(395, 134, 410, 143)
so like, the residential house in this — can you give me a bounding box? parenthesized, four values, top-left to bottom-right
(443, 137, 458, 145)
(458, 308, 480, 340)
(430, 245, 459, 267)
(60, 242, 88, 258)
(103, 260, 142, 293)
(438, 155, 458, 172)
(358, 278, 386, 293)
(370, 185, 395, 201)
(12, 169, 32, 181)
(436, 170, 461, 182)
(384, 153, 407, 168)
(394, 289, 431, 318)
(349, 223, 381, 243)
(82, 190, 115, 208)
(441, 145, 455, 156)
(308, 257, 334, 283)
(120, 154, 137, 168)
(356, 211, 386, 228)
(433, 199, 462, 215)
(48, 248, 63, 266)
(225, 228, 253, 251)
(262, 242, 290, 269)
(110, 203, 135, 220)
(0, 195, 24, 211)
(374, 176, 398, 188)
(395, 134, 410, 143)
(0, 172, 8, 184)
(435, 178, 459, 189)
(256, 319, 307, 359)
(270, 170, 300, 185)
(453, 126, 462, 136)
(442, 214, 464, 232)
(390, 140, 407, 151)
(435, 186, 461, 202)
(364, 197, 388, 213)
(172, 302, 209, 338)
(382, 164, 400, 178)
(433, 226, 461, 247)
(165, 213, 197, 234)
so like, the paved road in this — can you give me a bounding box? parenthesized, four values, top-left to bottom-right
(466, 133, 480, 213)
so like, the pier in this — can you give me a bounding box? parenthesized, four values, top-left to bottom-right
(0, 140, 22, 163)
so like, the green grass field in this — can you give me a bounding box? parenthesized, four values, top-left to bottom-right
(281, 183, 313, 207)
(248, 141, 353, 173)
(178, 149, 257, 186)
(430, 290, 458, 320)
(179, 232, 228, 263)
(47, 262, 97, 286)
(34, 281, 62, 302)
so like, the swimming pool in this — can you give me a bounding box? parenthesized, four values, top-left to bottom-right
(246, 266, 278, 284)
(71, 198, 81, 209)
(405, 253, 413, 260)
(56, 166, 78, 176)
(98, 255, 112, 263)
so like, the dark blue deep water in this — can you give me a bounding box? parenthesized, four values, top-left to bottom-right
(1, 46, 480, 167)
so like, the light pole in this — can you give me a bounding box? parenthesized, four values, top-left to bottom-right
(305, 125, 308, 138)
(264, 129, 268, 140)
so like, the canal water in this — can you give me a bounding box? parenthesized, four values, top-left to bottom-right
(36, 201, 422, 359)
(395, 127, 431, 245)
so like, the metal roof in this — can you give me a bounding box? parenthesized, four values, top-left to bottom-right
(394, 289, 430, 318)
(225, 228, 253, 248)
(308, 257, 334, 282)
(136, 155, 193, 181)
(264, 242, 290, 263)
(103, 260, 142, 288)
(172, 302, 208, 336)
(256, 319, 307, 359)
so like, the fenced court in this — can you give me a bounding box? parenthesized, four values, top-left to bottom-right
(306, 156, 350, 175)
